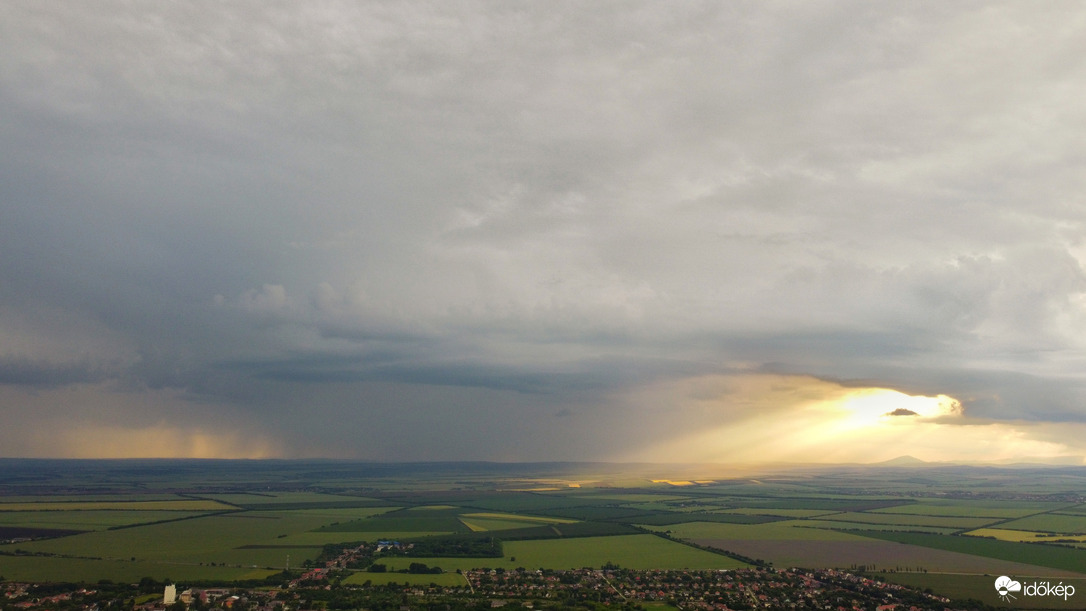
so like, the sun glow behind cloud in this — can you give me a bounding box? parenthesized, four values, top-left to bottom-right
(627, 375, 1084, 465)
(834, 388, 963, 429)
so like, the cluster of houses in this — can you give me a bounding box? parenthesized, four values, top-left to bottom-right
(4, 565, 963, 611)
(141, 588, 237, 611)
(5, 586, 97, 610)
(461, 567, 955, 611)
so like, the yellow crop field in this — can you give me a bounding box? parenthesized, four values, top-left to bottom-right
(965, 528, 1086, 543)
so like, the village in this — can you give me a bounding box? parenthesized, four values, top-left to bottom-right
(5, 564, 978, 611)
(457, 567, 954, 611)
(1, 534, 977, 611)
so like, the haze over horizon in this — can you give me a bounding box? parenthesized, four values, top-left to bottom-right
(3, 2, 1086, 464)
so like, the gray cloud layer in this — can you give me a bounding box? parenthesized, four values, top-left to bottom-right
(3, 2, 1086, 459)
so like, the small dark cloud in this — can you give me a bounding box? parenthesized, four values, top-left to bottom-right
(886, 408, 919, 417)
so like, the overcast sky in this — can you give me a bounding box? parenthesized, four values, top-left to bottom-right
(3, 2, 1086, 464)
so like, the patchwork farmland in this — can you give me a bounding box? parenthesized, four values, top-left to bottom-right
(3, 459, 1086, 607)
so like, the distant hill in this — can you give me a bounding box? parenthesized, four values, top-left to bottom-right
(874, 455, 929, 467)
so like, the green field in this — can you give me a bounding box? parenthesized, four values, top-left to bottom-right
(529, 506, 661, 521)
(317, 516, 468, 533)
(816, 511, 997, 529)
(998, 513, 1086, 534)
(444, 493, 615, 513)
(0, 510, 220, 531)
(855, 531, 1086, 573)
(574, 494, 692, 503)
(377, 534, 748, 571)
(717, 508, 837, 518)
(506, 535, 748, 570)
(274, 531, 451, 546)
(0, 500, 233, 511)
(640, 520, 868, 541)
(260, 507, 397, 519)
(459, 517, 537, 532)
(702, 498, 905, 511)
(460, 512, 577, 524)
(0, 555, 275, 582)
(0, 495, 191, 503)
(458, 511, 579, 532)
(796, 519, 960, 534)
(5, 511, 337, 566)
(203, 492, 383, 506)
(5, 459, 1086, 585)
(632, 513, 782, 526)
(1054, 504, 1086, 515)
(620, 502, 687, 512)
(868, 500, 1069, 518)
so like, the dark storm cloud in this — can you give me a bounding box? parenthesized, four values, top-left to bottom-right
(218, 349, 710, 396)
(0, 358, 114, 388)
(3, 1, 1086, 459)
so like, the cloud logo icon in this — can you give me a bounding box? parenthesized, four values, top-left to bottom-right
(995, 575, 1022, 601)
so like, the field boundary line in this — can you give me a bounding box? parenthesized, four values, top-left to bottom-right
(106, 509, 244, 531)
(953, 501, 1086, 535)
(636, 526, 764, 567)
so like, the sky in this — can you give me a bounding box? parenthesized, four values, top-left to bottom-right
(3, 2, 1086, 464)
